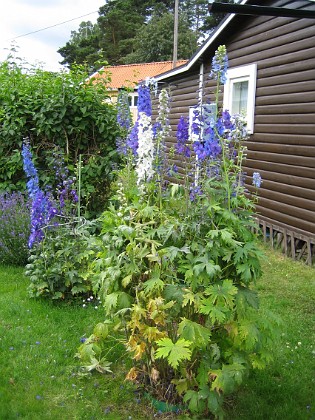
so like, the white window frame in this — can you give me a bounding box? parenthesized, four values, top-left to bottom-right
(129, 93, 138, 109)
(223, 63, 257, 134)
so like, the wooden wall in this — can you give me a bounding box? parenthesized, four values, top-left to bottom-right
(153, 0, 315, 261)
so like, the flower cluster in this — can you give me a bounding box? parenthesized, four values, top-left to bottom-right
(52, 148, 78, 213)
(22, 141, 58, 248)
(210, 44, 228, 84)
(252, 172, 262, 188)
(136, 112, 154, 186)
(137, 83, 152, 116)
(126, 121, 139, 156)
(176, 116, 190, 158)
(117, 89, 132, 131)
(0, 192, 30, 265)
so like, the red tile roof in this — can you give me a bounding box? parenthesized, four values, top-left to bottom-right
(91, 61, 187, 90)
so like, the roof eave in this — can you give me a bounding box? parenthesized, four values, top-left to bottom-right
(154, 0, 249, 82)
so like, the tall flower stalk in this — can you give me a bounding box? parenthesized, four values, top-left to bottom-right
(22, 141, 58, 247)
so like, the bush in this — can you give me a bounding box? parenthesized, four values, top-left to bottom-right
(0, 192, 30, 266)
(22, 141, 100, 299)
(26, 221, 100, 299)
(77, 47, 279, 418)
(0, 54, 120, 216)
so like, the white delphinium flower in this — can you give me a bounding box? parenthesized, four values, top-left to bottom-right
(136, 112, 154, 188)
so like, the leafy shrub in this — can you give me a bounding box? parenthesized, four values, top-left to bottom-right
(0, 54, 120, 216)
(0, 192, 30, 266)
(26, 221, 100, 299)
(77, 47, 280, 418)
(22, 142, 100, 299)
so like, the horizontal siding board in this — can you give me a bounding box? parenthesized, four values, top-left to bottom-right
(228, 46, 315, 70)
(258, 69, 315, 86)
(246, 150, 315, 168)
(245, 177, 315, 201)
(255, 103, 315, 115)
(255, 202, 315, 235)
(253, 123, 314, 135)
(244, 159, 315, 179)
(256, 80, 315, 96)
(256, 197, 315, 227)
(254, 114, 314, 125)
(244, 141, 315, 157)
(248, 186, 315, 212)
(243, 167, 315, 190)
(249, 133, 314, 146)
(255, 92, 315, 106)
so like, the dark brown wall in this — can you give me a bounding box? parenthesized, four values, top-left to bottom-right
(154, 0, 315, 241)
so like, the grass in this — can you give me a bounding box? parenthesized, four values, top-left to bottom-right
(0, 245, 314, 419)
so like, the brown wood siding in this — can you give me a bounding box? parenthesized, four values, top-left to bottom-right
(224, 0, 315, 240)
(153, 0, 315, 242)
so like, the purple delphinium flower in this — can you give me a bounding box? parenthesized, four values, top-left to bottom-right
(117, 89, 132, 131)
(189, 185, 203, 202)
(126, 121, 139, 155)
(22, 141, 58, 248)
(176, 116, 190, 158)
(252, 172, 262, 188)
(137, 83, 152, 116)
(210, 45, 228, 84)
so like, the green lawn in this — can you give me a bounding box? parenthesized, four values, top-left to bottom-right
(0, 245, 314, 419)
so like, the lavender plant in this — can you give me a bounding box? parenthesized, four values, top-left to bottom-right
(78, 46, 278, 418)
(0, 192, 30, 266)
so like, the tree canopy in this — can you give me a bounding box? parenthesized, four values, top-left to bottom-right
(58, 0, 236, 71)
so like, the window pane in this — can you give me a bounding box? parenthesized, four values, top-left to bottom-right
(232, 81, 248, 115)
(134, 95, 138, 107)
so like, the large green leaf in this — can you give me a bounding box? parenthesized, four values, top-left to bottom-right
(178, 318, 211, 348)
(155, 337, 192, 369)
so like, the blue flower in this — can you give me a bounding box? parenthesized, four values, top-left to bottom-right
(252, 172, 262, 188)
(210, 45, 228, 84)
(137, 83, 152, 116)
(176, 116, 191, 158)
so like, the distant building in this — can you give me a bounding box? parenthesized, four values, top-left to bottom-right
(90, 61, 187, 121)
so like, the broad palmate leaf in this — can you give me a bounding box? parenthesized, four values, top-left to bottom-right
(155, 337, 192, 369)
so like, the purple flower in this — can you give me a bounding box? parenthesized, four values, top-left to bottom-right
(137, 83, 152, 116)
(252, 172, 262, 188)
(189, 185, 203, 202)
(126, 121, 139, 155)
(210, 45, 228, 84)
(176, 116, 190, 157)
(117, 89, 132, 131)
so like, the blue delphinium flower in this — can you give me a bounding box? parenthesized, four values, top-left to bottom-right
(126, 121, 139, 155)
(210, 45, 228, 84)
(117, 89, 132, 131)
(137, 83, 152, 117)
(22, 141, 58, 248)
(252, 172, 262, 188)
(176, 116, 190, 158)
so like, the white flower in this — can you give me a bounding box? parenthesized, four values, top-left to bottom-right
(136, 112, 154, 186)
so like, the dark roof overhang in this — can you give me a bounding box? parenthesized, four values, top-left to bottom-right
(209, 2, 315, 19)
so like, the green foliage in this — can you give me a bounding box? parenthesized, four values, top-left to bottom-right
(25, 220, 100, 299)
(58, 0, 231, 67)
(0, 56, 120, 216)
(123, 11, 198, 64)
(78, 183, 279, 416)
(0, 192, 30, 266)
(77, 49, 279, 417)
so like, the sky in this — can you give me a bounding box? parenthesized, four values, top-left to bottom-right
(0, 0, 105, 72)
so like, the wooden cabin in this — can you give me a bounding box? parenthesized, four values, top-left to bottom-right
(153, 0, 315, 265)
